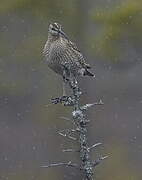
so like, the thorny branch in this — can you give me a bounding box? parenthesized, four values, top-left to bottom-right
(43, 63, 107, 180)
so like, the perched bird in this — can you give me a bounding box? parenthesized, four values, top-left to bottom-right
(43, 22, 95, 96)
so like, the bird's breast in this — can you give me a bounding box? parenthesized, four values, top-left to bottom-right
(45, 40, 83, 76)
(46, 42, 66, 75)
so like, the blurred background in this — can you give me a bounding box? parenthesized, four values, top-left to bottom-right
(0, 0, 142, 179)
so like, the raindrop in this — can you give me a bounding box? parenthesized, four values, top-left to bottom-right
(108, 66, 112, 70)
(21, 19, 25, 23)
(4, 156, 8, 161)
(16, 113, 21, 117)
(33, 146, 36, 150)
(134, 136, 137, 140)
(59, 10, 63, 14)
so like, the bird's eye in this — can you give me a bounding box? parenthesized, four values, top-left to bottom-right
(52, 28, 56, 31)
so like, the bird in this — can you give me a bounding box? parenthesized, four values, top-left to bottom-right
(43, 22, 95, 96)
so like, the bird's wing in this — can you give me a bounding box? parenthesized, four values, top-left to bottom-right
(66, 39, 91, 69)
(67, 40, 81, 53)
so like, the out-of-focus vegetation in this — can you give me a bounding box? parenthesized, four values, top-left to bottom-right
(0, 0, 76, 19)
(92, 0, 142, 59)
(0, 0, 85, 36)
(0, 0, 142, 180)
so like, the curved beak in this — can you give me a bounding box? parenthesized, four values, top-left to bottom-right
(59, 30, 69, 40)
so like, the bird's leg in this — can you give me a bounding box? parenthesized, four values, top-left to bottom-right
(62, 62, 71, 97)
(62, 68, 71, 99)
(51, 69, 67, 104)
(51, 69, 69, 105)
(51, 63, 74, 105)
(62, 76, 67, 97)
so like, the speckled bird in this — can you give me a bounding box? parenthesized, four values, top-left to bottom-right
(43, 22, 95, 96)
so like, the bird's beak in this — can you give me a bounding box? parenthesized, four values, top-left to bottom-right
(59, 30, 69, 40)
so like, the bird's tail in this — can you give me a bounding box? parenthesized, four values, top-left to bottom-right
(84, 69, 95, 77)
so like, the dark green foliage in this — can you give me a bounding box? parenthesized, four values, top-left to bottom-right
(91, 0, 142, 59)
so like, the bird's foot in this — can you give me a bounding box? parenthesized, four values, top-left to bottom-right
(51, 95, 75, 106)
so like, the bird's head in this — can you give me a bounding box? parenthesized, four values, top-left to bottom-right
(48, 22, 68, 39)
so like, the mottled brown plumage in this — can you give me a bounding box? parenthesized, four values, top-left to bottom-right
(43, 23, 95, 96)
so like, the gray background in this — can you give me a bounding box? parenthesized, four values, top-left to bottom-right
(0, 0, 142, 179)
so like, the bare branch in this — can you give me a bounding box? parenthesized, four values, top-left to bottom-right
(96, 99, 104, 105)
(48, 64, 107, 179)
(92, 156, 109, 167)
(58, 132, 77, 141)
(41, 161, 79, 169)
(87, 143, 102, 151)
(60, 116, 71, 121)
(80, 100, 104, 111)
(62, 149, 79, 153)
